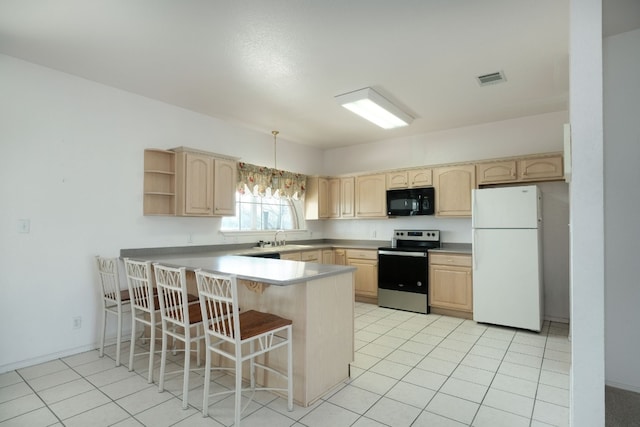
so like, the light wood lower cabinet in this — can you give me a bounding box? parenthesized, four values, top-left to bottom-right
(322, 249, 334, 264)
(280, 251, 302, 261)
(333, 249, 347, 265)
(300, 250, 321, 263)
(429, 253, 473, 319)
(346, 249, 378, 302)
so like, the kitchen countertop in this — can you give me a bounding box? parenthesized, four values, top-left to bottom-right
(120, 239, 385, 259)
(136, 254, 356, 286)
(429, 243, 473, 254)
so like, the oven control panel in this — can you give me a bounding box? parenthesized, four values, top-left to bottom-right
(393, 229, 440, 242)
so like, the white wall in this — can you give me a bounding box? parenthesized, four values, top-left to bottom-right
(0, 54, 324, 371)
(569, 0, 605, 424)
(323, 112, 568, 176)
(322, 114, 571, 322)
(603, 28, 640, 392)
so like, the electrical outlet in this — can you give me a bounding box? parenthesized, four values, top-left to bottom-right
(73, 316, 82, 329)
(17, 219, 30, 233)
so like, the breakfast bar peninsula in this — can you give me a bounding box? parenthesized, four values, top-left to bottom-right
(138, 254, 356, 407)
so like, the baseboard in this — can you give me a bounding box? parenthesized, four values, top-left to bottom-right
(544, 315, 570, 323)
(606, 380, 640, 394)
(0, 335, 128, 375)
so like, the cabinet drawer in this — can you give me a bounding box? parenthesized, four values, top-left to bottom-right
(300, 250, 321, 262)
(346, 249, 377, 260)
(429, 253, 472, 267)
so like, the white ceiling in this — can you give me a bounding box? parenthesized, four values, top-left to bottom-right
(0, 1, 637, 149)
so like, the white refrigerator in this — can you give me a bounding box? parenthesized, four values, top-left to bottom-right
(472, 185, 543, 331)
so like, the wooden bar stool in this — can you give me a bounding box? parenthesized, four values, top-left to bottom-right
(153, 263, 205, 409)
(95, 256, 131, 367)
(195, 269, 293, 425)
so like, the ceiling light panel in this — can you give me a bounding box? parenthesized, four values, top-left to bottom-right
(335, 87, 413, 129)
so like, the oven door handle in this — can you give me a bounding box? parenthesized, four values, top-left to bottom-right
(378, 250, 426, 257)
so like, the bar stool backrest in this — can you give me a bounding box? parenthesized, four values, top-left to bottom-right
(153, 264, 190, 331)
(196, 272, 239, 345)
(124, 259, 155, 313)
(96, 257, 123, 305)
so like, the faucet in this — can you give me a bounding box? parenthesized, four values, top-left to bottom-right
(274, 230, 286, 246)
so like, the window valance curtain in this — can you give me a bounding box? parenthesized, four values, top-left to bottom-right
(237, 162, 307, 199)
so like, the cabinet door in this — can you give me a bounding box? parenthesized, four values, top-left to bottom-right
(304, 177, 330, 220)
(409, 169, 432, 187)
(433, 165, 476, 217)
(429, 264, 473, 312)
(183, 153, 214, 215)
(386, 171, 409, 189)
(322, 249, 334, 264)
(334, 249, 347, 265)
(348, 258, 378, 298)
(328, 178, 341, 218)
(318, 178, 330, 218)
(340, 177, 355, 218)
(213, 158, 236, 216)
(518, 156, 563, 181)
(355, 174, 387, 218)
(476, 161, 517, 185)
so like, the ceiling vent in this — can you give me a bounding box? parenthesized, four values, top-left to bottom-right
(477, 71, 506, 86)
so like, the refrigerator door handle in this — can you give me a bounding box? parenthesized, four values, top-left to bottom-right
(473, 230, 477, 270)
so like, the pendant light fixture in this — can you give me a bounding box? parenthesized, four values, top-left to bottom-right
(271, 130, 280, 196)
(272, 130, 279, 170)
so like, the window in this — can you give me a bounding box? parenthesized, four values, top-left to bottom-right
(221, 190, 305, 231)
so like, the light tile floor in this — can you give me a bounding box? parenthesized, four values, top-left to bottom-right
(0, 302, 571, 426)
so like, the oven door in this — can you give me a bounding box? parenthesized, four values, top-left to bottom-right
(377, 250, 428, 294)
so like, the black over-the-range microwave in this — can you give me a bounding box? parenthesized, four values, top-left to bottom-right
(386, 187, 435, 216)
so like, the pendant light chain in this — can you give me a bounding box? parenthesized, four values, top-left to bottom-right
(272, 130, 279, 170)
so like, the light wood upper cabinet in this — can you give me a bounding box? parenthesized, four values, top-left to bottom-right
(433, 165, 476, 217)
(177, 151, 214, 216)
(409, 168, 433, 187)
(156, 147, 237, 217)
(340, 177, 355, 218)
(355, 174, 387, 218)
(386, 168, 432, 189)
(304, 176, 330, 220)
(213, 158, 236, 216)
(386, 171, 409, 189)
(328, 178, 341, 218)
(429, 253, 473, 315)
(143, 149, 176, 215)
(476, 155, 564, 185)
(518, 156, 563, 181)
(476, 161, 517, 185)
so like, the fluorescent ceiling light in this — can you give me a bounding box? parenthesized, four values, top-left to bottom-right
(335, 87, 413, 129)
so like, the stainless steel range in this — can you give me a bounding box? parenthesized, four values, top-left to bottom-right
(377, 229, 441, 314)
